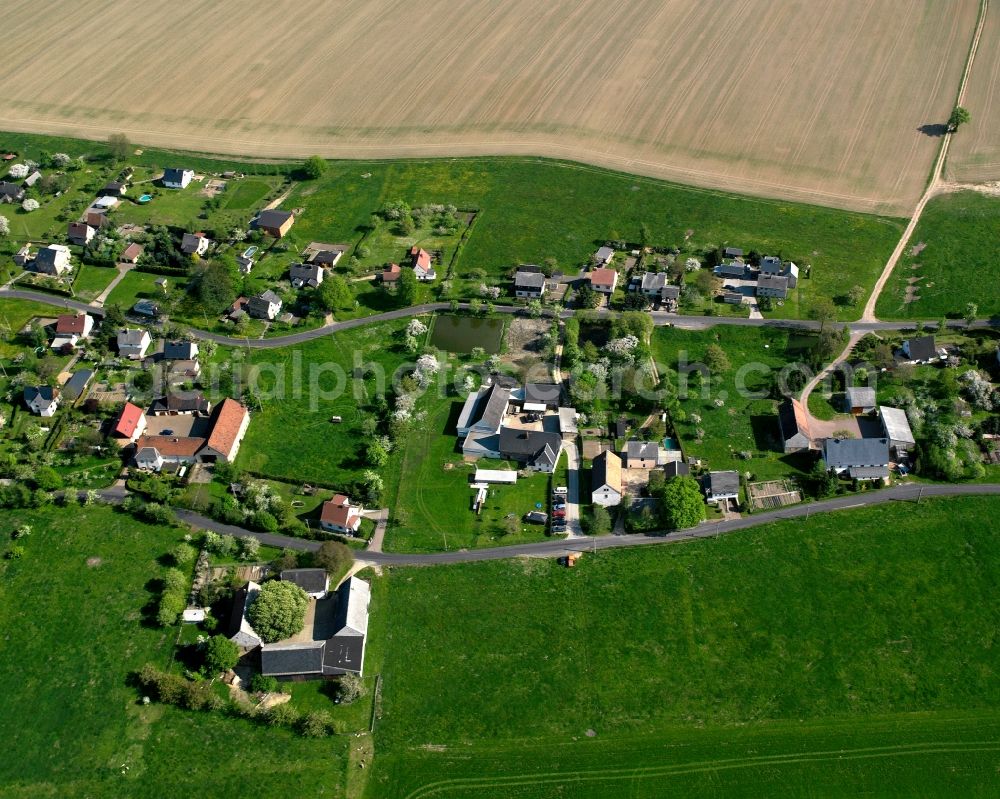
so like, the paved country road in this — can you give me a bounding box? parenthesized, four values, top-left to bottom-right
(3, 287, 997, 348)
(170, 483, 1000, 567)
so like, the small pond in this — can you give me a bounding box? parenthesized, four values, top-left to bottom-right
(429, 315, 504, 354)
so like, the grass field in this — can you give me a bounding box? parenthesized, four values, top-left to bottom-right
(230, 321, 411, 486)
(369, 496, 1000, 797)
(104, 270, 169, 310)
(876, 190, 1000, 319)
(72, 264, 119, 301)
(0, 504, 354, 798)
(0, 1, 980, 214)
(650, 325, 818, 478)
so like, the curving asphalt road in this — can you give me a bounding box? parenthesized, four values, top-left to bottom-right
(173, 483, 1000, 567)
(3, 286, 996, 349)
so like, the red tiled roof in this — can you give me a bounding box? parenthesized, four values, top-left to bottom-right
(113, 401, 145, 438)
(136, 435, 205, 457)
(589, 267, 617, 288)
(122, 243, 143, 261)
(56, 313, 89, 334)
(382, 263, 401, 282)
(321, 496, 360, 528)
(410, 247, 431, 269)
(205, 398, 249, 459)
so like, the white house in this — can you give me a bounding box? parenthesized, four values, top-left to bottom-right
(162, 168, 195, 189)
(52, 313, 95, 350)
(704, 471, 740, 503)
(319, 494, 364, 534)
(181, 232, 211, 256)
(117, 328, 152, 359)
(591, 450, 623, 507)
(24, 386, 60, 417)
(410, 247, 437, 281)
(514, 269, 547, 299)
(247, 291, 282, 321)
(32, 244, 72, 276)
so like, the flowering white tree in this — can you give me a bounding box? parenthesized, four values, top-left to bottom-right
(0, 215, 9, 237)
(685, 258, 701, 272)
(406, 318, 427, 337)
(6, 163, 28, 179)
(52, 153, 72, 167)
(961, 369, 995, 410)
(21, 199, 39, 212)
(606, 335, 639, 358)
(588, 360, 609, 381)
(479, 284, 501, 300)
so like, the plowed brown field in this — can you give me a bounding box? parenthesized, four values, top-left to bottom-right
(0, 0, 982, 214)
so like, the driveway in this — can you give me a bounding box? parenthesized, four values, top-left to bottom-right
(562, 440, 584, 538)
(363, 508, 389, 553)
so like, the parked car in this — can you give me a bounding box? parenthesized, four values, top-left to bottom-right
(553, 510, 566, 519)
(554, 486, 568, 495)
(553, 503, 566, 510)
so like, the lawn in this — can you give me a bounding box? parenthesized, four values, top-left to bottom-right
(72, 263, 119, 301)
(230, 321, 411, 486)
(0, 503, 380, 798)
(876, 191, 1000, 320)
(104, 269, 169, 309)
(650, 324, 819, 478)
(369, 496, 1000, 797)
(0, 298, 60, 357)
(223, 179, 274, 210)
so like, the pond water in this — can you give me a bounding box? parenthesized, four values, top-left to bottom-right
(429, 315, 504, 354)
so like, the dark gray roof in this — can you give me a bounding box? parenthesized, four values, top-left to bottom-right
(471, 382, 510, 431)
(132, 299, 160, 317)
(257, 209, 293, 228)
(758, 273, 789, 290)
(615, 418, 628, 437)
(281, 568, 328, 594)
(0, 181, 25, 199)
(323, 635, 365, 675)
(760, 256, 783, 274)
(163, 340, 198, 360)
(34, 247, 63, 268)
(150, 392, 210, 414)
(63, 370, 94, 400)
(523, 382, 561, 406)
(289, 262, 323, 284)
(515, 270, 546, 289)
(162, 168, 189, 183)
(661, 285, 680, 300)
(848, 466, 890, 479)
(723, 247, 743, 257)
(639, 272, 666, 293)
(845, 386, 876, 407)
(260, 641, 325, 676)
(24, 385, 56, 403)
(664, 461, 690, 478)
(499, 428, 562, 462)
(708, 471, 740, 495)
(778, 398, 811, 444)
(626, 441, 659, 460)
(823, 438, 890, 469)
(717, 262, 747, 277)
(905, 335, 937, 361)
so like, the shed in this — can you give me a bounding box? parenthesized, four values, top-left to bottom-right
(474, 468, 518, 484)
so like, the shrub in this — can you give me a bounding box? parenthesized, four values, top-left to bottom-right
(298, 710, 332, 737)
(249, 674, 279, 694)
(313, 540, 353, 576)
(171, 543, 197, 566)
(335, 673, 366, 704)
(202, 635, 240, 674)
(266, 702, 299, 727)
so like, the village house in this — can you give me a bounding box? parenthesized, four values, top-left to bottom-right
(121, 242, 143, 263)
(101, 179, 128, 196)
(51, 312, 95, 351)
(162, 168, 194, 189)
(822, 437, 890, 481)
(629, 271, 667, 298)
(624, 441, 661, 469)
(716, 261, 748, 279)
(302, 242, 345, 266)
(593, 246, 615, 266)
(229, 581, 263, 648)
(499, 428, 562, 472)
(180, 232, 210, 256)
(723, 246, 743, 259)
(134, 398, 250, 469)
(247, 290, 283, 321)
(843, 386, 876, 415)
(410, 247, 437, 281)
(162, 340, 199, 361)
(23, 386, 60, 417)
(257, 576, 371, 678)
(777, 397, 813, 453)
(901, 335, 941, 364)
(879, 406, 915, 455)
(67, 221, 95, 246)
(756, 273, 789, 299)
(661, 284, 680, 312)
(704, 471, 740, 504)
(255, 209, 295, 238)
(0, 181, 25, 204)
(31, 244, 72, 276)
(514, 268, 547, 299)
(110, 401, 147, 445)
(517, 382, 562, 412)
(760, 256, 799, 287)
(589, 267, 618, 295)
(591, 450, 623, 507)
(150, 391, 212, 416)
(319, 494, 364, 534)
(289, 262, 324, 288)
(664, 460, 691, 478)
(117, 328, 152, 359)
(381, 263, 401, 283)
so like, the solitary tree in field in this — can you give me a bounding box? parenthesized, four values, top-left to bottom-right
(302, 155, 327, 179)
(0, 215, 9, 237)
(847, 285, 866, 307)
(108, 133, 131, 161)
(964, 302, 978, 325)
(948, 106, 971, 131)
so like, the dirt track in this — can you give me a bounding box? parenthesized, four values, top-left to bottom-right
(0, 0, 983, 216)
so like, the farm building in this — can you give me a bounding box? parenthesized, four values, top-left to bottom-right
(592, 450, 623, 507)
(777, 398, 813, 452)
(255, 209, 295, 238)
(843, 386, 876, 415)
(879, 406, 915, 453)
(822, 437, 890, 480)
(281, 568, 329, 600)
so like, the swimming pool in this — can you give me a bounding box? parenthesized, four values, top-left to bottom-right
(138, 194, 152, 203)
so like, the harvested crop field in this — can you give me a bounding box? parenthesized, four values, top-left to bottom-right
(946, 2, 1000, 183)
(0, 0, 980, 215)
